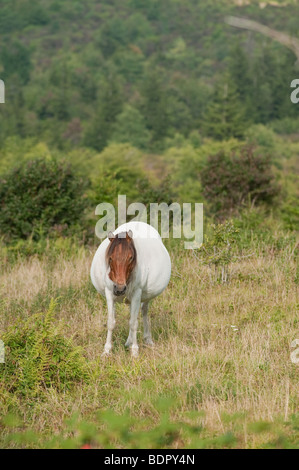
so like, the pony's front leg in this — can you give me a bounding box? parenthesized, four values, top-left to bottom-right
(102, 287, 115, 356)
(128, 289, 142, 357)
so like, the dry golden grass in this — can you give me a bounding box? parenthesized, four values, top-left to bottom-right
(0, 241, 298, 447)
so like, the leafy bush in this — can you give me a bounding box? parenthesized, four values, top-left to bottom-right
(2, 407, 298, 449)
(0, 300, 90, 399)
(135, 175, 175, 207)
(200, 146, 280, 218)
(270, 117, 299, 135)
(197, 221, 240, 283)
(0, 158, 89, 241)
(245, 124, 276, 149)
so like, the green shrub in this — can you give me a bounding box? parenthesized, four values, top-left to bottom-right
(198, 221, 240, 283)
(0, 300, 91, 399)
(135, 175, 175, 207)
(200, 146, 280, 218)
(0, 158, 89, 241)
(270, 117, 299, 135)
(280, 196, 299, 231)
(245, 124, 276, 149)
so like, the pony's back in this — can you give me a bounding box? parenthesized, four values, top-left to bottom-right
(114, 221, 161, 240)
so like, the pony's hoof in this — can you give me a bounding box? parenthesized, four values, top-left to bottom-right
(144, 338, 154, 347)
(130, 346, 139, 358)
(125, 339, 132, 348)
(101, 348, 111, 357)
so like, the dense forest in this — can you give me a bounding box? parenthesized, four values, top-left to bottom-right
(1, 0, 299, 149)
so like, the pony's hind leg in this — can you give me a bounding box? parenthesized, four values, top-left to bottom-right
(125, 300, 133, 348)
(142, 301, 154, 346)
(127, 289, 142, 357)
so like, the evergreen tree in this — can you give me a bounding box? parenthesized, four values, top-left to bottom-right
(140, 70, 169, 143)
(252, 48, 277, 123)
(229, 44, 254, 120)
(110, 105, 151, 149)
(84, 76, 123, 151)
(202, 76, 247, 140)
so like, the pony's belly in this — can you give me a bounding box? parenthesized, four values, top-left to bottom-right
(140, 282, 169, 302)
(138, 242, 171, 300)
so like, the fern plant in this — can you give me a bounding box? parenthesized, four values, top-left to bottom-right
(0, 299, 91, 399)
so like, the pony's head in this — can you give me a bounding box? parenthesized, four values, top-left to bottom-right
(106, 230, 136, 296)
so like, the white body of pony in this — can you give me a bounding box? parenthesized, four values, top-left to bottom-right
(90, 221, 171, 356)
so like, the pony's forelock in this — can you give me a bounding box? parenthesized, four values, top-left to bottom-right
(106, 232, 136, 266)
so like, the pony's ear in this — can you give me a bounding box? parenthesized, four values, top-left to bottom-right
(108, 231, 115, 241)
(127, 230, 133, 240)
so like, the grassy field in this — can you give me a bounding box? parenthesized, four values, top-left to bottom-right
(0, 231, 298, 449)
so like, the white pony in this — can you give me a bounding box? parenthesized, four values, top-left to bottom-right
(90, 221, 171, 357)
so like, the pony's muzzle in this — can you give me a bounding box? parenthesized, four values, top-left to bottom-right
(113, 284, 126, 296)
